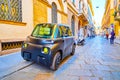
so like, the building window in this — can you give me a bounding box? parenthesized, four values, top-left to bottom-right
(52, 2, 57, 23)
(71, 0, 75, 5)
(79, 1, 81, 10)
(0, 0, 22, 22)
(71, 15, 75, 36)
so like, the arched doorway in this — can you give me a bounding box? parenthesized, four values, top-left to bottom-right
(52, 2, 57, 23)
(78, 20, 81, 38)
(71, 15, 75, 36)
(78, 20, 81, 30)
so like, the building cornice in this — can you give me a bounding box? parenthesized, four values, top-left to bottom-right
(87, 0, 94, 16)
(38, 0, 68, 17)
(67, 2, 78, 15)
(38, 0, 51, 8)
(0, 20, 26, 26)
(57, 10, 68, 17)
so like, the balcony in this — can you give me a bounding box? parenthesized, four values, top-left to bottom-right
(114, 10, 120, 21)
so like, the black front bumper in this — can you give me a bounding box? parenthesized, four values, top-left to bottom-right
(21, 45, 52, 67)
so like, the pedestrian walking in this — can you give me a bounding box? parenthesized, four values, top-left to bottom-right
(110, 29, 115, 44)
(106, 31, 109, 40)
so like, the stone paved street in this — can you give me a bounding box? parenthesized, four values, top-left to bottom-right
(1, 36, 120, 80)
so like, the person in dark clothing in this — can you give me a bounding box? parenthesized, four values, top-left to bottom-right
(110, 30, 115, 44)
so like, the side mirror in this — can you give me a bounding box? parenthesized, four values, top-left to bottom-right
(61, 34, 68, 38)
(64, 34, 68, 37)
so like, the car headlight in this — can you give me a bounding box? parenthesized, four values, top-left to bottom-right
(23, 43, 28, 48)
(41, 47, 49, 54)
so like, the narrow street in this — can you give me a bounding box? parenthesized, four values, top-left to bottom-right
(1, 36, 120, 80)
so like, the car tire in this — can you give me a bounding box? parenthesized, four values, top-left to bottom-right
(23, 58, 30, 61)
(50, 52, 61, 71)
(71, 44, 76, 55)
(24, 59, 30, 61)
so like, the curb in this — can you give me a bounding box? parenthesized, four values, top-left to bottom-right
(115, 42, 120, 45)
(0, 51, 33, 79)
(0, 61, 33, 79)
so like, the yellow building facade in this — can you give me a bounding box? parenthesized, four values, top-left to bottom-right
(114, 0, 120, 37)
(33, 0, 68, 26)
(0, 0, 94, 55)
(34, 0, 90, 39)
(102, 0, 120, 37)
(0, 0, 68, 55)
(102, 0, 110, 29)
(67, 0, 94, 39)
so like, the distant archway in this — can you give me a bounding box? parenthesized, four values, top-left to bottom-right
(52, 2, 57, 23)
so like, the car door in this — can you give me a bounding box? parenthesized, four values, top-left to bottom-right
(59, 25, 73, 57)
(65, 26, 74, 55)
(58, 25, 67, 57)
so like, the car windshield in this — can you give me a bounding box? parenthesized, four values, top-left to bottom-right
(31, 24, 55, 38)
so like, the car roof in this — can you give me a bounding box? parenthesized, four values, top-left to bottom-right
(36, 23, 69, 27)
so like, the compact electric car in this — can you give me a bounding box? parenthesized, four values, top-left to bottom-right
(21, 23, 76, 70)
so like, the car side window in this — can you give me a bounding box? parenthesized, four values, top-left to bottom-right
(59, 26, 67, 37)
(66, 28, 72, 36)
(59, 25, 72, 37)
(56, 27, 61, 38)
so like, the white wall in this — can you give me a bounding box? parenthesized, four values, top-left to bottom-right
(47, 7, 52, 23)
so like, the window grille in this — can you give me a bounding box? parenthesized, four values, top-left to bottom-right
(0, 0, 22, 22)
(2, 41, 23, 50)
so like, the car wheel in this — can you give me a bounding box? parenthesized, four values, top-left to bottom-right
(50, 52, 61, 71)
(71, 44, 76, 55)
(24, 59, 30, 61)
(23, 56, 30, 61)
(81, 41, 84, 45)
(23, 57, 30, 61)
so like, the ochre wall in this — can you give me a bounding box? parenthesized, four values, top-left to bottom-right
(33, 0, 48, 26)
(61, 14, 68, 24)
(110, 9, 114, 24)
(114, 21, 120, 36)
(33, 0, 68, 26)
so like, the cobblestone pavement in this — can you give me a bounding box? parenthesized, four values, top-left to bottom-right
(1, 36, 120, 80)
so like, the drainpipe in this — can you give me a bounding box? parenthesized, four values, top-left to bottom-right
(0, 40, 1, 54)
